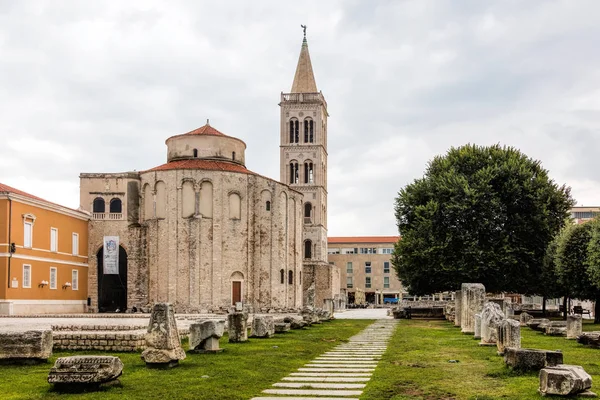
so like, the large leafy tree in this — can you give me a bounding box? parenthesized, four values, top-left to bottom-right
(392, 144, 574, 295)
(584, 218, 600, 322)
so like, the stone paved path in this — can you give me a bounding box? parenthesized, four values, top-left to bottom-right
(250, 319, 398, 400)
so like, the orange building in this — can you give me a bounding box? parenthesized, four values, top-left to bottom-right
(0, 183, 89, 315)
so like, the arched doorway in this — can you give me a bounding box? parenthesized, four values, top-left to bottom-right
(230, 271, 244, 305)
(96, 246, 128, 312)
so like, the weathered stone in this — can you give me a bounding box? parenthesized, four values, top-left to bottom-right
(284, 316, 307, 329)
(539, 364, 593, 396)
(545, 321, 567, 337)
(474, 313, 482, 340)
(567, 315, 583, 340)
(301, 307, 320, 324)
(577, 332, 600, 348)
(527, 318, 550, 332)
(519, 311, 533, 326)
(504, 348, 563, 371)
(454, 290, 462, 327)
(461, 283, 486, 334)
(275, 323, 291, 333)
(141, 303, 186, 367)
(480, 302, 505, 345)
(189, 319, 225, 353)
(228, 312, 248, 342)
(0, 330, 52, 364)
(497, 319, 521, 355)
(323, 299, 334, 319)
(48, 356, 123, 387)
(251, 316, 275, 338)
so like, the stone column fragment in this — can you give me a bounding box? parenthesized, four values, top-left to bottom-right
(251, 316, 275, 338)
(228, 312, 248, 343)
(496, 318, 520, 355)
(454, 290, 462, 327)
(480, 301, 505, 345)
(141, 303, 186, 367)
(461, 283, 486, 334)
(566, 315, 582, 340)
(474, 313, 482, 340)
(189, 319, 225, 353)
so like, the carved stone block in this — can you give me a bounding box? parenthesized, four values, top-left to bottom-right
(48, 356, 123, 387)
(0, 330, 52, 364)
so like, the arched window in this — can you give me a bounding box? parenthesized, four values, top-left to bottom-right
(304, 202, 312, 223)
(92, 197, 105, 213)
(109, 198, 122, 213)
(289, 119, 299, 143)
(289, 162, 299, 184)
(304, 119, 314, 143)
(304, 240, 312, 259)
(155, 181, 166, 218)
(232, 151, 236, 161)
(288, 270, 293, 285)
(193, 149, 198, 158)
(304, 162, 314, 184)
(280, 269, 285, 284)
(266, 201, 271, 211)
(229, 193, 241, 219)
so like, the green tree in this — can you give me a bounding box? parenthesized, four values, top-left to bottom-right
(392, 144, 574, 295)
(555, 222, 600, 323)
(539, 237, 564, 316)
(585, 218, 600, 322)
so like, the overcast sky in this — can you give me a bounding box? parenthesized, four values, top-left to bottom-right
(1, 1, 599, 236)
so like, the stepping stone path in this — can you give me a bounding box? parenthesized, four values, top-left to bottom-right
(251, 319, 398, 400)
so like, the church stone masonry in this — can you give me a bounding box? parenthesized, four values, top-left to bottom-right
(279, 32, 340, 307)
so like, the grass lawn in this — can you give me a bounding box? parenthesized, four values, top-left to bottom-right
(0, 319, 372, 400)
(363, 318, 600, 400)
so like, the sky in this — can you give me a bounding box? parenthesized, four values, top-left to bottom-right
(1, 1, 599, 236)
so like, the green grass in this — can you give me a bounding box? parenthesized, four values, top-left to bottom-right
(0, 319, 372, 400)
(363, 319, 600, 400)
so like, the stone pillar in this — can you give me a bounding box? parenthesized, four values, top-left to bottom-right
(474, 313, 482, 340)
(567, 315, 583, 340)
(496, 318, 520, 355)
(251, 316, 275, 338)
(519, 311, 533, 326)
(454, 290, 462, 327)
(141, 303, 186, 367)
(189, 319, 225, 353)
(461, 283, 486, 334)
(480, 301, 505, 346)
(228, 312, 248, 343)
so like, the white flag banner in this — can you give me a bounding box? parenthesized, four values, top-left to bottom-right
(103, 236, 119, 275)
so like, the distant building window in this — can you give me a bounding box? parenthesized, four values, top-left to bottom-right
(572, 211, 600, 219)
(365, 262, 371, 274)
(22, 265, 31, 288)
(382, 248, 393, 254)
(365, 277, 371, 289)
(72, 233, 79, 256)
(327, 248, 340, 254)
(109, 198, 122, 213)
(360, 247, 377, 254)
(92, 197, 105, 213)
(347, 262, 353, 274)
(290, 162, 299, 184)
(49, 267, 57, 290)
(50, 228, 58, 252)
(304, 240, 312, 259)
(289, 119, 299, 143)
(193, 148, 198, 157)
(288, 270, 293, 285)
(280, 269, 285, 284)
(384, 261, 390, 274)
(304, 162, 314, 184)
(384, 276, 390, 288)
(72, 270, 79, 291)
(347, 277, 353, 289)
(24, 222, 33, 248)
(266, 201, 271, 211)
(232, 151, 236, 161)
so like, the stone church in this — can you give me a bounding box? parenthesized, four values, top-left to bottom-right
(80, 33, 339, 313)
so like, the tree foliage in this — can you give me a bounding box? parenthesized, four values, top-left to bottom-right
(587, 218, 600, 290)
(392, 144, 574, 295)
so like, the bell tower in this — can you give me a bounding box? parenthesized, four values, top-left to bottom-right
(280, 28, 339, 307)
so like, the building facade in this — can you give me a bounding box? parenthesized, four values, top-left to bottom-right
(0, 183, 89, 315)
(280, 32, 340, 307)
(571, 206, 600, 224)
(81, 123, 304, 313)
(328, 236, 402, 305)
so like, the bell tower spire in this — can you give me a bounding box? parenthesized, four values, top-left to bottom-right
(291, 25, 318, 93)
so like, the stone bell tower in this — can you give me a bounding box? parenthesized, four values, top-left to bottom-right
(279, 28, 339, 308)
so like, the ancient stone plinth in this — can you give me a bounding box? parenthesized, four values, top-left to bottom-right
(497, 319, 521, 355)
(445, 304, 455, 321)
(527, 318, 550, 332)
(284, 316, 306, 329)
(228, 312, 248, 343)
(275, 323, 291, 333)
(454, 290, 462, 327)
(519, 311, 533, 326)
(323, 299, 334, 319)
(480, 302, 505, 345)
(189, 319, 225, 353)
(48, 356, 123, 388)
(539, 364, 594, 397)
(461, 283, 486, 334)
(567, 315, 583, 340)
(474, 314, 482, 340)
(504, 348, 563, 371)
(545, 321, 567, 337)
(301, 307, 320, 324)
(141, 303, 186, 367)
(0, 330, 52, 364)
(251, 316, 275, 338)
(577, 332, 600, 348)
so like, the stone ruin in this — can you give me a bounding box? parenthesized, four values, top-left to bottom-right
(140, 303, 186, 367)
(480, 301, 505, 346)
(48, 356, 123, 389)
(504, 348, 563, 371)
(275, 322, 291, 333)
(496, 319, 520, 355)
(577, 332, 600, 348)
(461, 283, 485, 334)
(539, 364, 596, 397)
(526, 318, 550, 332)
(454, 290, 462, 327)
(566, 314, 583, 340)
(474, 313, 482, 340)
(545, 321, 567, 337)
(283, 315, 307, 329)
(189, 319, 225, 353)
(251, 316, 275, 338)
(228, 311, 248, 343)
(519, 311, 533, 326)
(0, 330, 52, 364)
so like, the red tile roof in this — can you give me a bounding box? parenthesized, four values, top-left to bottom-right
(328, 236, 400, 244)
(182, 124, 226, 137)
(0, 182, 48, 203)
(147, 159, 252, 173)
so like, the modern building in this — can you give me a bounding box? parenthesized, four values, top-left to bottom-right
(279, 30, 339, 308)
(570, 206, 600, 224)
(328, 236, 401, 305)
(0, 183, 89, 315)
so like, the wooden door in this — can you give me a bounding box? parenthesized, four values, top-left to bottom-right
(232, 281, 242, 305)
